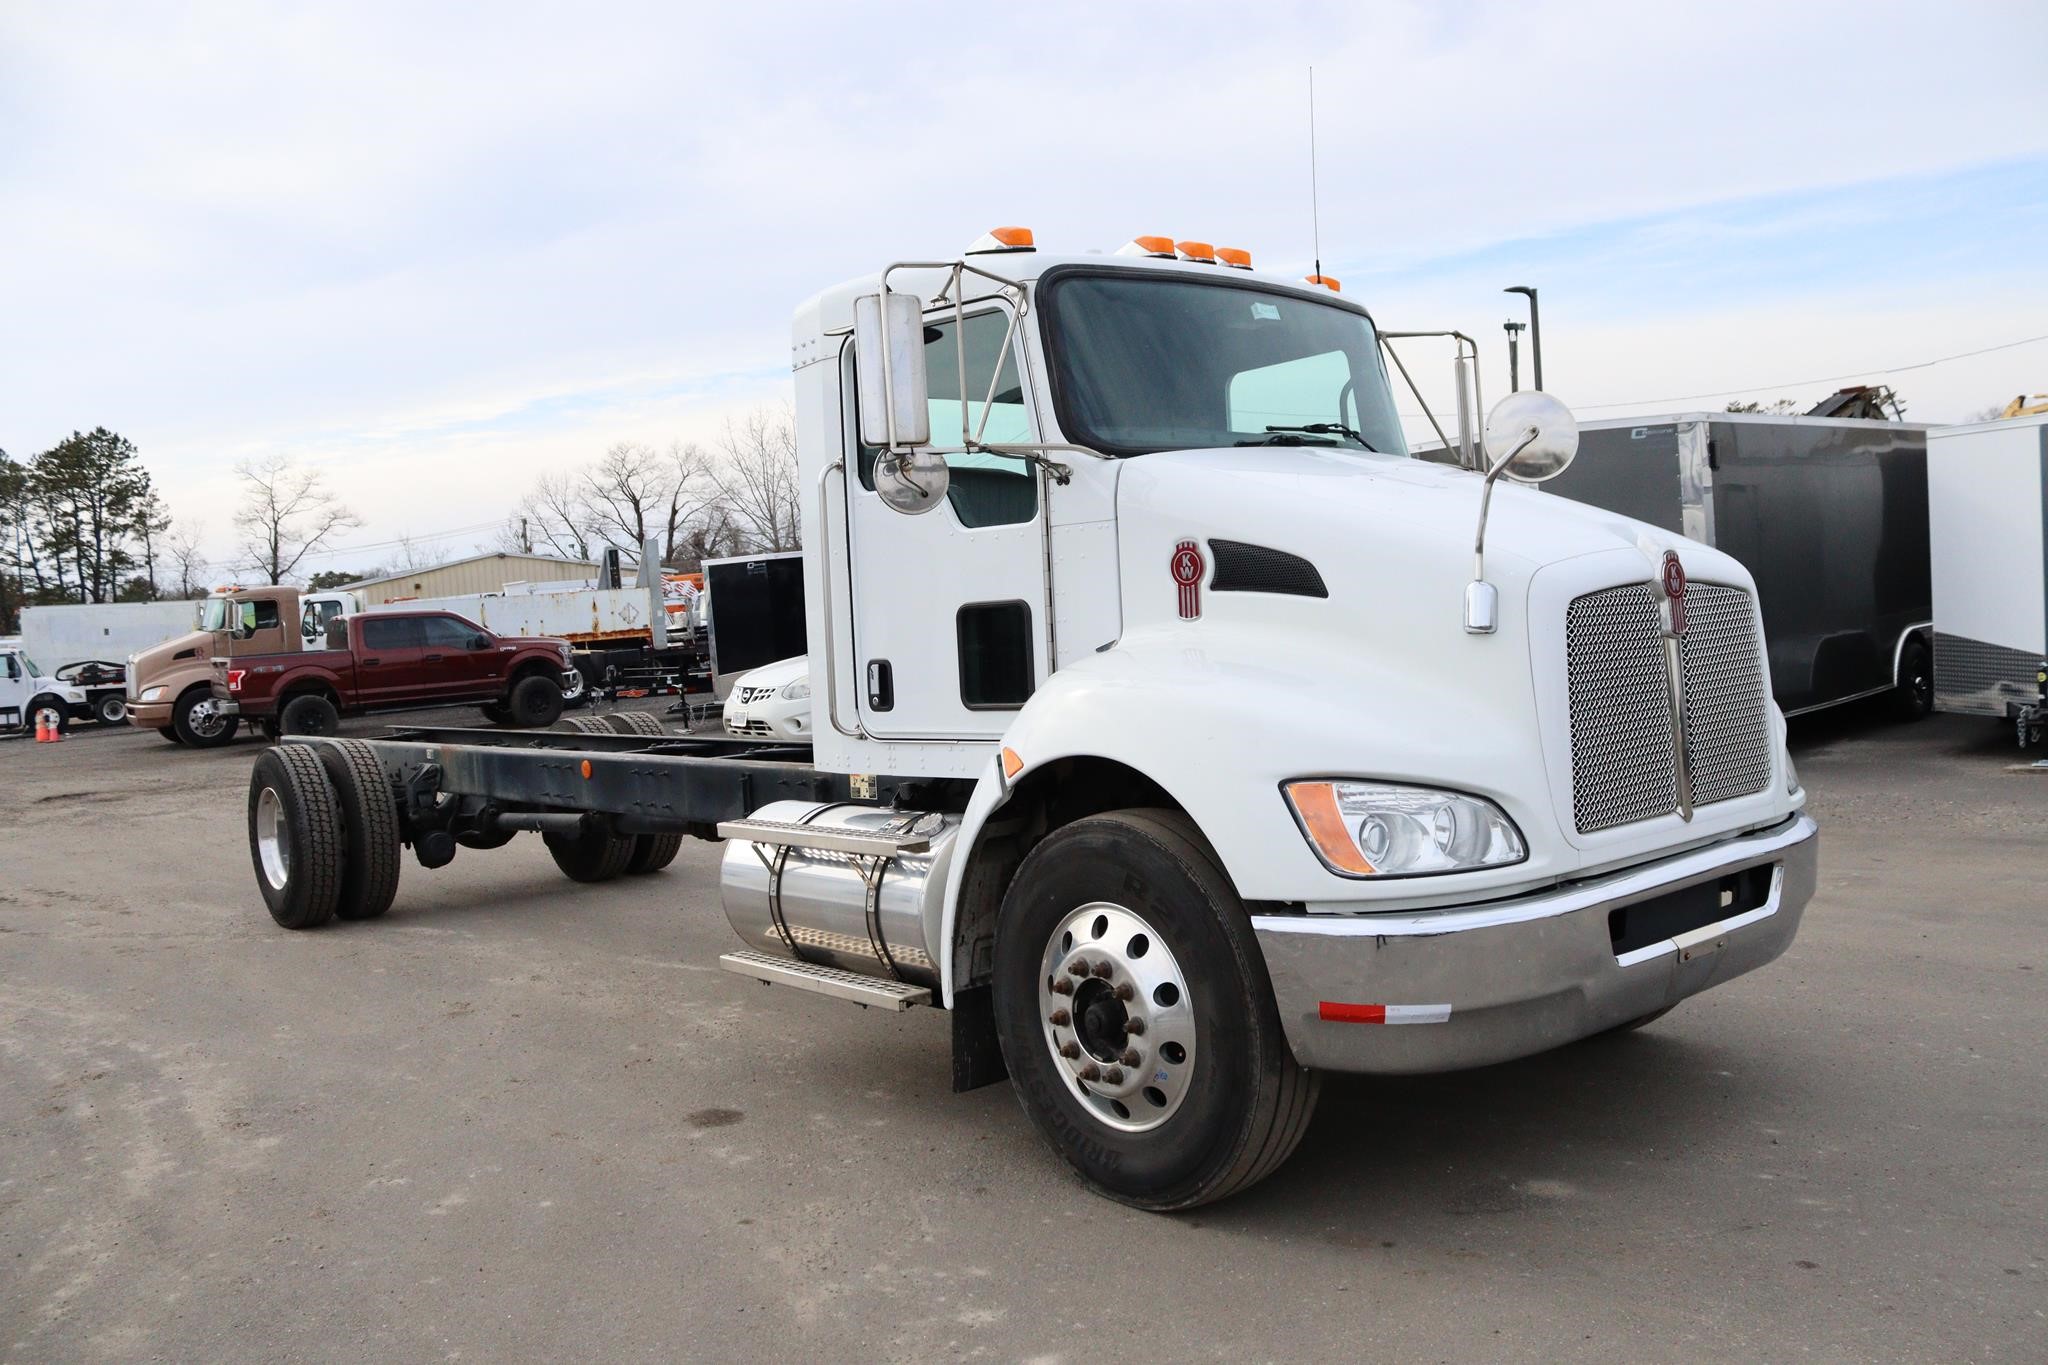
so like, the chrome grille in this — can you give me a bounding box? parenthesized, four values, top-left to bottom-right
(1566, 581, 1771, 833)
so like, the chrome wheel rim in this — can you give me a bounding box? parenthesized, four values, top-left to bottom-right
(255, 787, 291, 890)
(1038, 901, 1197, 1133)
(32, 705, 64, 732)
(188, 698, 226, 737)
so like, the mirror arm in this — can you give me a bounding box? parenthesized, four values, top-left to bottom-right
(1379, 337, 1463, 470)
(1466, 427, 1537, 635)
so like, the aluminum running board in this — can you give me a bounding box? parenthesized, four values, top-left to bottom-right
(716, 817, 930, 857)
(719, 949, 932, 1011)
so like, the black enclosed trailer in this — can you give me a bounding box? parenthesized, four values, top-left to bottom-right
(702, 550, 806, 698)
(1555, 414, 1932, 717)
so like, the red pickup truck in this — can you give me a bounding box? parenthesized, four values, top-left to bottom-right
(212, 610, 578, 736)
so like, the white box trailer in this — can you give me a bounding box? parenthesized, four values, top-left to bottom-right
(1928, 413, 2048, 744)
(20, 599, 204, 670)
(355, 582, 669, 649)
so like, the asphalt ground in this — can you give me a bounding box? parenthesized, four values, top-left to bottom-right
(1, 701, 2043, 1362)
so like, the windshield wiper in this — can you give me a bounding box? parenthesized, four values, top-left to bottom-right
(1264, 422, 1377, 451)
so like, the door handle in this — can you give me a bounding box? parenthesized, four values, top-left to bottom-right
(423, 653, 444, 662)
(363, 657, 381, 666)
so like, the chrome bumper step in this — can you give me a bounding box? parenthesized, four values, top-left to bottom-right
(718, 949, 932, 1010)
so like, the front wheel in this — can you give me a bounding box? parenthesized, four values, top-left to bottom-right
(507, 674, 564, 728)
(992, 810, 1319, 1210)
(173, 688, 239, 748)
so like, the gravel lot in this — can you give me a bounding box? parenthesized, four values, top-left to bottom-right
(2, 703, 2043, 1361)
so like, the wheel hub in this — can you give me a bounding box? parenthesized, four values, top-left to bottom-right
(1038, 901, 1197, 1133)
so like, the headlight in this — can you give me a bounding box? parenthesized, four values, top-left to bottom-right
(780, 678, 811, 701)
(1283, 780, 1526, 878)
(140, 686, 167, 703)
(558, 644, 574, 664)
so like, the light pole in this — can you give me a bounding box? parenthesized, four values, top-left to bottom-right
(1503, 319, 1525, 393)
(1504, 286, 1542, 391)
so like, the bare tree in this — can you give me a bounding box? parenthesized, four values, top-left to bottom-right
(709, 407, 801, 552)
(164, 522, 211, 599)
(579, 440, 718, 562)
(500, 470, 595, 560)
(234, 454, 363, 584)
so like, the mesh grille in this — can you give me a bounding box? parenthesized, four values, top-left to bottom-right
(1566, 581, 1771, 833)
(1208, 540, 1329, 598)
(1680, 586, 1773, 807)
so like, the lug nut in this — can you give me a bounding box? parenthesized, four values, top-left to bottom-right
(1123, 1018, 1146, 1036)
(1120, 1048, 1141, 1067)
(1051, 977, 1074, 996)
(1112, 982, 1134, 1001)
(1092, 961, 1115, 979)
(1068, 960, 1091, 978)
(1060, 1041, 1081, 1059)
(1078, 1063, 1101, 1082)
(1049, 1008, 1071, 1027)
(1102, 1067, 1124, 1085)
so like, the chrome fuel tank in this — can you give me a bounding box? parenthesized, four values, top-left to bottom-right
(719, 800, 960, 987)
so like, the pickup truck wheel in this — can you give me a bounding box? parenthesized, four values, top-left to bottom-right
(993, 809, 1319, 1211)
(247, 746, 345, 929)
(94, 693, 128, 725)
(544, 822, 635, 882)
(317, 739, 402, 921)
(626, 832, 684, 874)
(605, 710, 669, 738)
(279, 693, 341, 737)
(173, 688, 238, 748)
(480, 701, 513, 726)
(508, 674, 564, 728)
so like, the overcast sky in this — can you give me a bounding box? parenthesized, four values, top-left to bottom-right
(4, 0, 2046, 571)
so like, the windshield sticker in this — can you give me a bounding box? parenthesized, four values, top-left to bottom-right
(1250, 302, 1281, 321)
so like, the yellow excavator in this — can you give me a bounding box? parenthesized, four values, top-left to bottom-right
(1998, 393, 2048, 418)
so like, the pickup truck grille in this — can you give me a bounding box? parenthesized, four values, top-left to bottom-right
(1566, 582, 1771, 833)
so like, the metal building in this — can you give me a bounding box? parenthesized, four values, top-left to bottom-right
(343, 552, 602, 605)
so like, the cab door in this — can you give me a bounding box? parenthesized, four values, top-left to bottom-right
(416, 614, 497, 700)
(354, 616, 425, 707)
(845, 304, 1048, 740)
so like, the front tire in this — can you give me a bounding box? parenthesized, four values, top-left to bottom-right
(992, 809, 1319, 1210)
(27, 696, 69, 736)
(173, 687, 239, 748)
(507, 674, 564, 728)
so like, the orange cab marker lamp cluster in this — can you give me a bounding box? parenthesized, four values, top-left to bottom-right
(1288, 780, 1374, 875)
(1304, 274, 1342, 293)
(1175, 241, 1216, 263)
(1001, 747, 1025, 780)
(1216, 247, 1252, 269)
(967, 226, 1035, 254)
(1116, 235, 1178, 259)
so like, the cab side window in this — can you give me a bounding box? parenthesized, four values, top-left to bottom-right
(420, 617, 483, 649)
(4, 654, 18, 680)
(238, 599, 281, 632)
(857, 309, 1037, 528)
(360, 617, 421, 651)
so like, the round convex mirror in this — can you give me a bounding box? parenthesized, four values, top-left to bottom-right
(874, 448, 950, 515)
(1482, 391, 1579, 483)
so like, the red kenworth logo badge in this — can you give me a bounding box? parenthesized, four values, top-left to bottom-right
(1171, 540, 1205, 619)
(1661, 549, 1688, 636)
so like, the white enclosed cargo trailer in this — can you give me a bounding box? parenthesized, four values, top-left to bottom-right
(1928, 413, 2048, 745)
(21, 599, 203, 670)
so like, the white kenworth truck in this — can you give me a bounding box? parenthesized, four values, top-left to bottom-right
(244, 229, 1817, 1209)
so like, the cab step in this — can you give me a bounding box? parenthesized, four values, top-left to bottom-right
(716, 816, 931, 858)
(718, 949, 932, 1010)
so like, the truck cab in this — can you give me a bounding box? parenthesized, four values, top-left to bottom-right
(1, 644, 90, 736)
(128, 586, 314, 746)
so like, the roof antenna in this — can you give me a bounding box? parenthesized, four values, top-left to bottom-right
(1308, 66, 1323, 285)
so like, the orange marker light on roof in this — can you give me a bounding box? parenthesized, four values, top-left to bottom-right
(1216, 246, 1253, 269)
(1115, 235, 1177, 259)
(967, 226, 1035, 254)
(1176, 240, 1216, 263)
(1304, 273, 1342, 293)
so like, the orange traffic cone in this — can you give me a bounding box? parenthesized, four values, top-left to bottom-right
(46, 712, 63, 742)
(33, 712, 51, 742)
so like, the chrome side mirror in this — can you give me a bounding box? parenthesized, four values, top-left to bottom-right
(1466, 391, 1579, 634)
(854, 292, 931, 450)
(1483, 390, 1578, 483)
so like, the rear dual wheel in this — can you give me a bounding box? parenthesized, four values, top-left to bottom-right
(993, 810, 1319, 1210)
(247, 740, 400, 929)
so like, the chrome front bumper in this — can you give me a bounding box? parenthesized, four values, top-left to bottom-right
(1251, 814, 1818, 1075)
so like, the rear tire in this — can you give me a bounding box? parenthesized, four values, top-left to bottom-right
(316, 739, 402, 922)
(480, 701, 512, 725)
(94, 693, 127, 725)
(173, 687, 239, 748)
(993, 809, 1319, 1210)
(1891, 636, 1933, 722)
(507, 674, 564, 728)
(626, 832, 684, 874)
(279, 693, 341, 737)
(544, 822, 635, 882)
(563, 714, 612, 736)
(247, 746, 346, 929)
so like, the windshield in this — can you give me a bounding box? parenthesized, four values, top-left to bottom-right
(201, 599, 228, 631)
(1040, 271, 1408, 458)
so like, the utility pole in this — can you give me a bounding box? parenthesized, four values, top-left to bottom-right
(1503, 319, 1525, 393)
(1504, 286, 1542, 391)
(519, 517, 531, 554)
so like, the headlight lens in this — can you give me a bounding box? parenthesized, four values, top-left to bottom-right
(1284, 780, 1526, 878)
(780, 677, 811, 701)
(140, 685, 167, 703)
